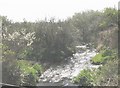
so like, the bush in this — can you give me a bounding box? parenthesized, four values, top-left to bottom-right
(91, 53, 104, 65)
(31, 21, 75, 63)
(72, 69, 97, 86)
(33, 63, 43, 76)
(73, 58, 118, 86)
(91, 49, 115, 65)
(17, 60, 43, 86)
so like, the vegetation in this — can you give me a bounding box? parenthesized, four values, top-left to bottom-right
(95, 59, 118, 86)
(17, 60, 43, 86)
(73, 69, 97, 86)
(2, 59, 43, 86)
(91, 49, 116, 65)
(71, 8, 118, 85)
(73, 49, 118, 86)
(30, 21, 75, 63)
(1, 7, 118, 86)
(73, 58, 118, 86)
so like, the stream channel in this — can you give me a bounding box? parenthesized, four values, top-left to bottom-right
(37, 45, 101, 86)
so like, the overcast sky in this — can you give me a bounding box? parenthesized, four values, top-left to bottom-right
(0, 0, 119, 22)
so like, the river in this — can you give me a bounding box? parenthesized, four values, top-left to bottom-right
(37, 45, 100, 86)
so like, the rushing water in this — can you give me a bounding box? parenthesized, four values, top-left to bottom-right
(37, 46, 100, 86)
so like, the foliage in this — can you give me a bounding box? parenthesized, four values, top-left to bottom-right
(98, 8, 118, 30)
(73, 58, 118, 86)
(91, 49, 116, 65)
(33, 63, 43, 75)
(31, 20, 75, 63)
(72, 69, 97, 86)
(17, 60, 43, 86)
(94, 59, 118, 86)
(71, 10, 102, 43)
(73, 49, 118, 86)
(2, 59, 43, 86)
(1, 7, 118, 86)
(2, 7, 117, 63)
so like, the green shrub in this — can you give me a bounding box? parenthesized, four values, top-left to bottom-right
(91, 53, 104, 65)
(17, 60, 43, 86)
(33, 63, 43, 75)
(91, 49, 115, 65)
(73, 58, 118, 86)
(72, 69, 97, 86)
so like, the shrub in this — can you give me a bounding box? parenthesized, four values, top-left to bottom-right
(33, 63, 43, 76)
(31, 22, 75, 63)
(91, 53, 104, 65)
(72, 69, 97, 86)
(73, 57, 118, 86)
(17, 60, 43, 86)
(91, 49, 115, 65)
